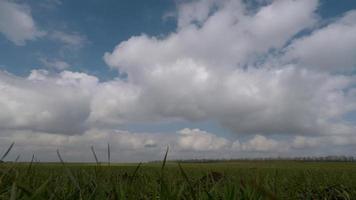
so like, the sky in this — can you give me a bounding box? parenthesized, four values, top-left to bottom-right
(0, 0, 356, 162)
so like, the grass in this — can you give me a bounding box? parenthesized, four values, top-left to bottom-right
(1, 144, 356, 199)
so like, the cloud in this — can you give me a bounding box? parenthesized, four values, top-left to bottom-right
(0, 0, 87, 51)
(177, 128, 230, 151)
(0, 127, 296, 162)
(104, 0, 317, 71)
(4, 126, 355, 162)
(103, 0, 356, 136)
(39, 57, 71, 70)
(0, 0, 45, 45)
(1, 0, 353, 138)
(88, 80, 143, 126)
(284, 10, 356, 72)
(241, 135, 282, 152)
(292, 136, 320, 149)
(176, 0, 217, 28)
(0, 70, 97, 135)
(49, 30, 88, 49)
(292, 134, 356, 149)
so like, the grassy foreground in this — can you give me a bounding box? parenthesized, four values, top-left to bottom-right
(1, 158, 356, 199)
(1, 145, 356, 199)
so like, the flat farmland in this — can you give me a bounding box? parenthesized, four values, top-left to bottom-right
(1, 160, 356, 199)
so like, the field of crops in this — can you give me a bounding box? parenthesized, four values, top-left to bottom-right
(1, 149, 356, 200)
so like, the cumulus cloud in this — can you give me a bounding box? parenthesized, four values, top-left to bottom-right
(241, 135, 282, 152)
(104, 0, 318, 70)
(177, 128, 229, 151)
(0, 70, 97, 135)
(0, 0, 45, 45)
(284, 11, 356, 72)
(103, 0, 356, 136)
(115, 0, 306, 61)
(2, 0, 355, 137)
(1, 0, 356, 161)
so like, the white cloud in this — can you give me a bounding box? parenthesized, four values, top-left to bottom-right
(292, 136, 320, 149)
(177, 128, 229, 151)
(284, 10, 356, 72)
(0, 70, 97, 135)
(0, 0, 45, 45)
(39, 57, 71, 70)
(292, 134, 356, 149)
(1, 0, 355, 138)
(0, 1, 87, 49)
(88, 80, 143, 126)
(103, 53, 356, 136)
(176, 0, 218, 28)
(241, 135, 282, 152)
(104, 0, 317, 72)
(102, 0, 356, 137)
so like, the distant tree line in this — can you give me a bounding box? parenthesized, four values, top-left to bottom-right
(149, 156, 356, 163)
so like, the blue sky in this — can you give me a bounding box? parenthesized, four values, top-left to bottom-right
(1, 0, 355, 79)
(0, 0, 176, 79)
(0, 0, 356, 162)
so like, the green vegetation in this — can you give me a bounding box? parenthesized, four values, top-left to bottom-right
(1, 146, 356, 199)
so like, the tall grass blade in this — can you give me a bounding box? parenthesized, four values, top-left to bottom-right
(1, 142, 14, 161)
(56, 150, 81, 193)
(129, 162, 142, 184)
(91, 146, 99, 165)
(26, 154, 35, 175)
(56, 149, 65, 163)
(178, 162, 196, 200)
(159, 146, 170, 199)
(107, 143, 111, 166)
(14, 155, 20, 162)
(161, 146, 169, 172)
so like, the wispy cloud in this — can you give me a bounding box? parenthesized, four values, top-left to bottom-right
(0, 0, 46, 45)
(39, 57, 71, 70)
(49, 30, 88, 49)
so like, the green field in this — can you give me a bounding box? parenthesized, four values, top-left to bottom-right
(1, 158, 356, 200)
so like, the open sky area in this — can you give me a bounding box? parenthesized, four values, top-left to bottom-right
(0, 0, 356, 162)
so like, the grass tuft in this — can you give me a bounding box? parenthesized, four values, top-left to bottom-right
(1, 142, 15, 162)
